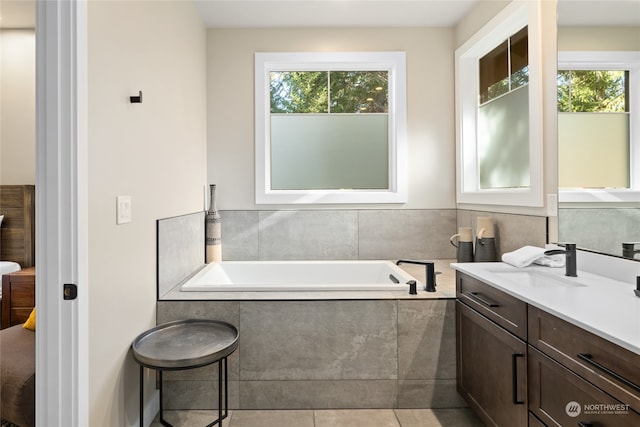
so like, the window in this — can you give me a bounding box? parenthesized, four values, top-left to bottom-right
(478, 26, 530, 190)
(558, 51, 640, 203)
(479, 27, 529, 104)
(269, 70, 389, 191)
(455, 1, 543, 207)
(255, 52, 407, 204)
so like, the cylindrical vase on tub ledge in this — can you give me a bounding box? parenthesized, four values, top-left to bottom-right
(474, 216, 497, 262)
(450, 227, 474, 263)
(205, 184, 222, 263)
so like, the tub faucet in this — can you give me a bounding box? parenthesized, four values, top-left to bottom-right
(544, 243, 577, 277)
(396, 260, 436, 292)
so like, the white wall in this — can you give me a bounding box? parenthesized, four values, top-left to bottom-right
(453, 0, 510, 49)
(207, 27, 456, 210)
(86, 1, 207, 425)
(558, 26, 640, 51)
(0, 29, 35, 184)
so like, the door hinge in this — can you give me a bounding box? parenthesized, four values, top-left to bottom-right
(63, 283, 78, 300)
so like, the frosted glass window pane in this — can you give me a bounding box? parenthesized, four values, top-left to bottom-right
(271, 115, 388, 190)
(478, 86, 530, 189)
(558, 113, 630, 188)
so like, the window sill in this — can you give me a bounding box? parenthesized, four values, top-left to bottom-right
(559, 189, 640, 203)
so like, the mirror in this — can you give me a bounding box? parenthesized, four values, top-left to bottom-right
(557, 0, 640, 259)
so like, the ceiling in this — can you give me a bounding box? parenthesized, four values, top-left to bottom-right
(193, 0, 479, 28)
(0, 1, 638, 31)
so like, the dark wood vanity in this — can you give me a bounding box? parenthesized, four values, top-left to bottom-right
(456, 271, 640, 427)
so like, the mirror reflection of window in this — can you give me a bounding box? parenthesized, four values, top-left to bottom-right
(269, 70, 390, 191)
(558, 69, 630, 189)
(477, 26, 530, 190)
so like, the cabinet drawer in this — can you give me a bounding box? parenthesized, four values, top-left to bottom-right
(529, 305, 640, 413)
(456, 272, 527, 340)
(529, 346, 640, 427)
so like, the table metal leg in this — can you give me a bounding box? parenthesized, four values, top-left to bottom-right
(158, 370, 173, 427)
(224, 357, 228, 420)
(205, 357, 229, 427)
(218, 359, 222, 425)
(140, 358, 231, 427)
(140, 366, 144, 427)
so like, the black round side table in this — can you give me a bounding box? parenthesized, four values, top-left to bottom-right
(131, 319, 239, 427)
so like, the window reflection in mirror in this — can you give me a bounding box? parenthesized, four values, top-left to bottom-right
(558, 69, 630, 189)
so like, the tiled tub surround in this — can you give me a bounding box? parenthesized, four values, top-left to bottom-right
(157, 298, 462, 411)
(158, 262, 460, 411)
(220, 209, 458, 261)
(220, 209, 549, 262)
(153, 209, 548, 411)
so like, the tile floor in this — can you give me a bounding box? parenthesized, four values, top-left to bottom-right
(151, 408, 484, 427)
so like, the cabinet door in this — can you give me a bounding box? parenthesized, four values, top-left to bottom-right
(529, 346, 640, 427)
(529, 305, 640, 413)
(456, 301, 527, 427)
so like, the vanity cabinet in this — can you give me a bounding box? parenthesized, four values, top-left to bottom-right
(529, 346, 640, 426)
(528, 305, 640, 425)
(456, 273, 528, 427)
(456, 272, 640, 427)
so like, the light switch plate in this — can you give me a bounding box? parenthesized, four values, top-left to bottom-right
(116, 196, 132, 224)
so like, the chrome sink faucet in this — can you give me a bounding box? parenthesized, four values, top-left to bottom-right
(544, 243, 577, 277)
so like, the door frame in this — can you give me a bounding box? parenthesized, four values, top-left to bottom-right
(35, 0, 89, 425)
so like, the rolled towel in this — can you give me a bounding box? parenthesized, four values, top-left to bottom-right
(502, 246, 546, 268)
(502, 246, 566, 268)
(533, 253, 566, 268)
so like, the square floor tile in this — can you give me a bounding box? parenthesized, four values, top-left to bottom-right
(150, 409, 232, 427)
(314, 409, 401, 427)
(228, 410, 314, 427)
(394, 408, 484, 427)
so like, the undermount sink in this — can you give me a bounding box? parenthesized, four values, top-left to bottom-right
(491, 270, 588, 289)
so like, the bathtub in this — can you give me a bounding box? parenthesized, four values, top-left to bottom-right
(180, 260, 419, 292)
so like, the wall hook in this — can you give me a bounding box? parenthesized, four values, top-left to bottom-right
(130, 91, 143, 103)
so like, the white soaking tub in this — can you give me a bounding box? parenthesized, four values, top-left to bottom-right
(180, 260, 419, 292)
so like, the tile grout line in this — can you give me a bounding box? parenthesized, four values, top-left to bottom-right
(392, 408, 403, 427)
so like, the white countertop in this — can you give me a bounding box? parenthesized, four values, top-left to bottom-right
(452, 262, 640, 355)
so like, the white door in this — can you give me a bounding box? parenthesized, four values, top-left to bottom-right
(35, 0, 89, 425)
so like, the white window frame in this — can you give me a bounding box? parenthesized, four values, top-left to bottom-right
(254, 51, 407, 204)
(455, 0, 544, 207)
(558, 51, 640, 203)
